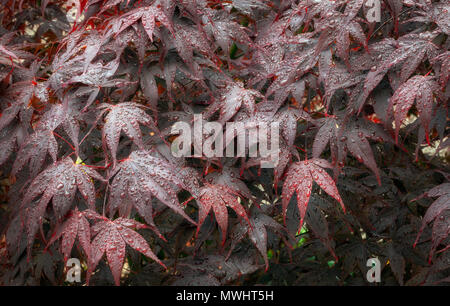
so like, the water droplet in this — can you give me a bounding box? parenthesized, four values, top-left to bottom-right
(279, 78, 288, 86)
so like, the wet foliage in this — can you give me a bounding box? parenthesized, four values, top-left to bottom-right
(0, 0, 449, 286)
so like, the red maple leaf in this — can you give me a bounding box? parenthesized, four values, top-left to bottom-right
(282, 158, 345, 232)
(87, 216, 166, 286)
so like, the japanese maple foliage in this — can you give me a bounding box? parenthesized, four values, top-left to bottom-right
(0, 0, 448, 286)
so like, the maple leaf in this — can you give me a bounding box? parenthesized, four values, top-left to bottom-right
(11, 130, 58, 178)
(251, 39, 318, 100)
(252, 13, 311, 51)
(388, 75, 438, 144)
(227, 0, 271, 16)
(337, 1, 366, 55)
(167, 22, 216, 71)
(100, 102, 158, 164)
(10, 89, 79, 179)
(46, 208, 91, 261)
(32, 248, 62, 285)
(195, 183, 251, 245)
(414, 182, 450, 260)
(273, 140, 294, 184)
(205, 18, 253, 56)
(0, 63, 45, 131)
(232, 105, 310, 184)
(65, 59, 123, 89)
(171, 271, 221, 286)
(431, 51, 449, 90)
(203, 81, 263, 123)
(23, 199, 48, 258)
(87, 216, 166, 286)
(386, 242, 405, 286)
(140, 64, 162, 110)
(48, 30, 112, 87)
(205, 166, 254, 200)
(271, 78, 307, 110)
(21, 156, 105, 221)
(275, 106, 312, 148)
(0, 124, 26, 166)
(315, 1, 367, 66)
(282, 158, 345, 232)
(305, 197, 337, 258)
(104, 2, 174, 42)
(354, 32, 439, 112)
(312, 116, 391, 184)
(427, 250, 450, 285)
(429, 210, 450, 262)
(286, 0, 345, 29)
(286, 192, 338, 259)
(0, 32, 34, 65)
(0, 43, 19, 61)
(154, 140, 202, 195)
(19, 160, 103, 259)
(319, 54, 365, 109)
(108, 150, 196, 228)
(49, 31, 135, 97)
(349, 37, 397, 72)
(35, 103, 67, 131)
(228, 207, 292, 271)
(407, 2, 450, 35)
(37, 102, 82, 150)
(178, 165, 203, 193)
(177, 250, 260, 285)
